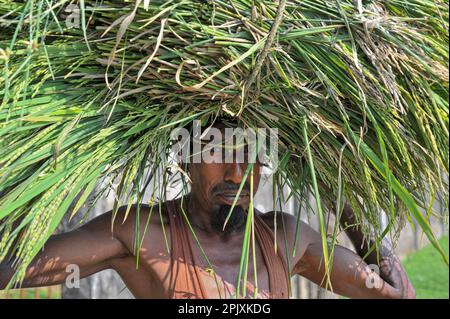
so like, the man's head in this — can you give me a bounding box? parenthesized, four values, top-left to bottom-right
(178, 118, 264, 233)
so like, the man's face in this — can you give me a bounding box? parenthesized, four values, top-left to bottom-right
(189, 154, 262, 210)
(187, 124, 263, 232)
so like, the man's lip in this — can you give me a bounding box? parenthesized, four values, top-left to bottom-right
(214, 191, 249, 198)
(215, 193, 250, 205)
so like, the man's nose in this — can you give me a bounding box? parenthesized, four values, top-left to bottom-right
(224, 162, 244, 185)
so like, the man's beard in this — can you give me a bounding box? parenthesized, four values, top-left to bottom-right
(211, 205, 246, 234)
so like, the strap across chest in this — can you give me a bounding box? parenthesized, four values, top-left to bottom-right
(166, 199, 290, 299)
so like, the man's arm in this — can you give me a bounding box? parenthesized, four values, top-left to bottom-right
(0, 210, 129, 289)
(336, 202, 415, 298)
(293, 219, 415, 299)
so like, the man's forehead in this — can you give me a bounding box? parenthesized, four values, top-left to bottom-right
(194, 123, 256, 146)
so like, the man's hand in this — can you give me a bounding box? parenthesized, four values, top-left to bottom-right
(293, 180, 415, 298)
(332, 202, 416, 299)
(314, 179, 415, 298)
(293, 217, 415, 298)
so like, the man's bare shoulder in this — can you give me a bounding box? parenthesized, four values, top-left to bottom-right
(111, 201, 171, 230)
(258, 209, 297, 234)
(259, 210, 317, 238)
(258, 210, 315, 263)
(80, 202, 172, 242)
(90, 201, 173, 253)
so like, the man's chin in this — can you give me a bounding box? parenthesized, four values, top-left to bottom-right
(212, 204, 247, 233)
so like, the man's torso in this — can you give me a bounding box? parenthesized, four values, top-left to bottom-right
(107, 201, 305, 298)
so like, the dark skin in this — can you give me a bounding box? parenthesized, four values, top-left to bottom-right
(0, 131, 415, 299)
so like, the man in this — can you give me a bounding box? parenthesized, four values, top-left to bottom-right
(0, 120, 415, 299)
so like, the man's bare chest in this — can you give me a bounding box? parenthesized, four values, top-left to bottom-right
(110, 240, 272, 299)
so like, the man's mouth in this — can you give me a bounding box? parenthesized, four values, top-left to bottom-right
(214, 191, 250, 204)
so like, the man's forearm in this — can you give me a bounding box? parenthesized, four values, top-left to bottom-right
(337, 203, 415, 298)
(339, 203, 385, 263)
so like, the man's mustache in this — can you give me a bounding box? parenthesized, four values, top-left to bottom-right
(212, 182, 250, 195)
